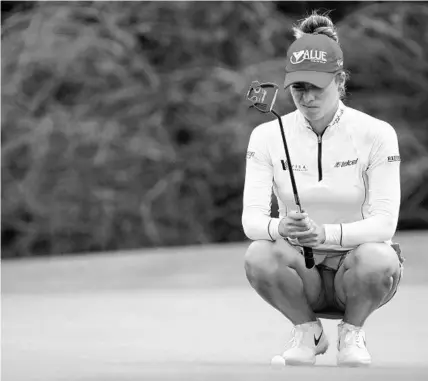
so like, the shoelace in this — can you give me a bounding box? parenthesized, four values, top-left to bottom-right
(342, 327, 366, 349)
(284, 325, 311, 349)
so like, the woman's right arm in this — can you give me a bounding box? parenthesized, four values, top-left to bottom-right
(242, 125, 282, 241)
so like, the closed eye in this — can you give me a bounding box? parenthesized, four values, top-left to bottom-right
(291, 84, 324, 93)
(292, 85, 305, 91)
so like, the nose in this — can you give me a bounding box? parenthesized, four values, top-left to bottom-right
(302, 89, 316, 104)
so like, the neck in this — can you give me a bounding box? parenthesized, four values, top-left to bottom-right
(308, 101, 340, 135)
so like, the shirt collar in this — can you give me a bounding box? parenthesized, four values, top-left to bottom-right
(299, 100, 346, 132)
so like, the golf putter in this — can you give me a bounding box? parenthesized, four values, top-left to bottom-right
(246, 81, 279, 114)
(246, 81, 315, 269)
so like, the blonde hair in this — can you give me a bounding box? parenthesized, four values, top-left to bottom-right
(293, 11, 339, 42)
(293, 11, 349, 98)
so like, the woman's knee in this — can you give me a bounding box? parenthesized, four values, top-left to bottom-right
(345, 243, 400, 285)
(245, 240, 324, 308)
(244, 240, 298, 281)
(244, 241, 274, 279)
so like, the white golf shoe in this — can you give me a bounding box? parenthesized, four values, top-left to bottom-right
(282, 319, 329, 366)
(337, 321, 371, 367)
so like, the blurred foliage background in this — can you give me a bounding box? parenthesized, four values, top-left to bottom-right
(2, 1, 428, 258)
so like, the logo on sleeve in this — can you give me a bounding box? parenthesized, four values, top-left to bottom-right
(246, 151, 255, 159)
(387, 155, 401, 163)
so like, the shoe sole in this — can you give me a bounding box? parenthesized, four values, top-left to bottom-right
(284, 341, 329, 366)
(285, 358, 316, 366)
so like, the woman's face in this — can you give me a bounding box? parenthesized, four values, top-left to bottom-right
(289, 76, 340, 122)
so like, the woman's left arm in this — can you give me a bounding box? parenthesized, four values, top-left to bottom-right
(323, 123, 401, 247)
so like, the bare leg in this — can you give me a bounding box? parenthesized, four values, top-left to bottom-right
(244, 239, 325, 325)
(334, 243, 401, 326)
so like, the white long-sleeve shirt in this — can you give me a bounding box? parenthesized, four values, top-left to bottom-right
(242, 101, 401, 252)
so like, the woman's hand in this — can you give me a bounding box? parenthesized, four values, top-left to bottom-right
(278, 211, 311, 238)
(292, 217, 326, 247)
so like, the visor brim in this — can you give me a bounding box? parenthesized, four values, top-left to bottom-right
(284, 71, 335, 89)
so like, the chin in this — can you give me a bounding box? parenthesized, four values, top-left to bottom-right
(300, 108, 322, 120)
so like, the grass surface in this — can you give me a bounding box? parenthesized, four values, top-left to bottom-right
(2, 231, 428, 380)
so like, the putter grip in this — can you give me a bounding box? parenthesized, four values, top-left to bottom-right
(303, 247, 315, 269)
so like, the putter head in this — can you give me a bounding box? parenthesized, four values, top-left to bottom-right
(246, 81, 279, 113)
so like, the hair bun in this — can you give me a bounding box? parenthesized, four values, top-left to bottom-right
(293, 12, 339, 43)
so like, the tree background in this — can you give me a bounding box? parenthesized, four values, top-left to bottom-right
(2, 1, 428, 258)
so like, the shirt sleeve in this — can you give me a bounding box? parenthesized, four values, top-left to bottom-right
(324, 122, 401, 246)
(242, 124, 282, 241)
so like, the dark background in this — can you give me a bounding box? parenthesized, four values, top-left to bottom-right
(2, 1, 428, 258)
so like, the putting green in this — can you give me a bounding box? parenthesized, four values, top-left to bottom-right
(2, 232, 428, 380)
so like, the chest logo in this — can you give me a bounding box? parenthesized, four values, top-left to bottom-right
(281, 160, 308, 172)
(334, 159, 358, 168)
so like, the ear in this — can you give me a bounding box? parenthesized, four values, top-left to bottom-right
(335, 71, 348, 99)
(334, 72, 346, 87)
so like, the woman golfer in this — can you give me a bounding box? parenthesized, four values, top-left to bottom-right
(242, 12, 404, 367)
